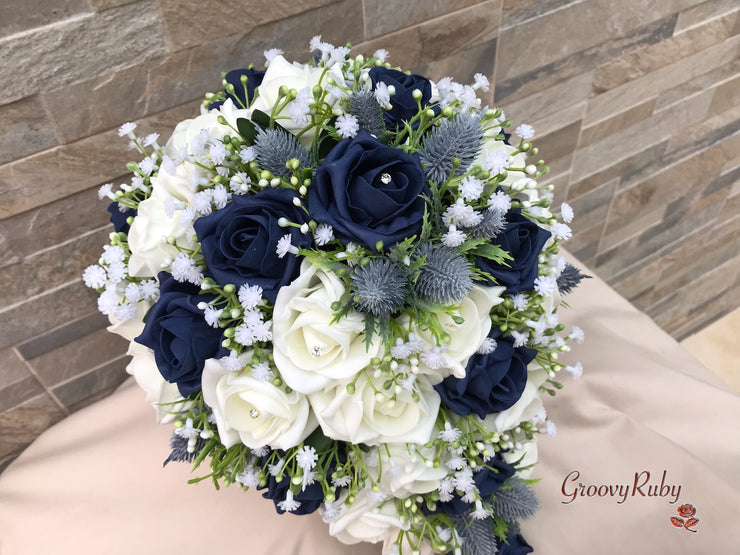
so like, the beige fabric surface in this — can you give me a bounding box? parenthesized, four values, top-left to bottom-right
(1, 260, 739, 554)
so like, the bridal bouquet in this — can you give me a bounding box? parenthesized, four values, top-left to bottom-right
(84, 38, 585, 554)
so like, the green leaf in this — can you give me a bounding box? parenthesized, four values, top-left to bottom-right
(304, 427, 333, 452)
(236, 118, 257, 144)
(471, 243, 511, 263)
(317, 132, 340, 160)
(251, 109, 272, 129)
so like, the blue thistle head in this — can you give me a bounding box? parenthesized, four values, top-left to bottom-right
(163, 431, 206, 467)
(490, 482, 539, 525)
(471, 208, 507, 238)
(556, 263, 590, 295)
(350, 258, 409, 317)
(414, 243, 473, 304)
(418, 114, 484, 184)
(253, 127, 312, 178)
(348, 89, 386, 138)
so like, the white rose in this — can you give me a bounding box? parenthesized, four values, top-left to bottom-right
(475, 137, 527, 187)
(413, 285, 505, 381)
(127, 178, 197, 278)
(273, 262, 382, 394)
(481, 363, 549, 434)
(125, 342, 187, 423)
(308, 373, 440, 445)
(369, 444, 447, 496)
(106, 300, 149, 341)
(250, 55, 324, 143)
(504, 439, 538, 479)
(329, 490, 408, 545)
(164, 99, 251, 157)
(201, 358, 317, 449)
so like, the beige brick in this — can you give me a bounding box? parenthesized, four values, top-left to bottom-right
(0, 186, 111, 258)
(0, 100, 200, 219)
(655, 57, 740, 111)
(0, 96, 59, 164)
(566, 140, 670, 199)
(357, 1, 500, 74)
(157, 0, 342, 51)
(592, 9, 740, 93)
(0, 349, 44, 413)
(573, 88, 714, 182)
(494, 15, 676, 104)
(0, 0, 89, 36)
(495, 0, 700, 83)
(579, 98, 656, 146)
(52, 356, 129, 411)
(501, 0, 581, 29)
(364, 0, 486, 39)
(0, 392, 66, 470)
(0, 281, 98, 351)
(584, 34, 740, 126)
(503, 72, 593, 133)
(0, 227, 111, 310)
(30, 328, 129, 388)
(675, 0, 740, 32)
(0, 0, 168, 105)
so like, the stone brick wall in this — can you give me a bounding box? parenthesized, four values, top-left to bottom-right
(1, 0, 738, 470)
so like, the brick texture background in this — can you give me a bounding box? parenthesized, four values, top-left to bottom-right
(1, 0, 739, 470)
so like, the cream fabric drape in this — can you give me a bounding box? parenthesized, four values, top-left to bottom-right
(1, 258, 738, 554)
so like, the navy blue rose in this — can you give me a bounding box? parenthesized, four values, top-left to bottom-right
(107, 202, 135, 234)
(435, 328, 535, 419)
(135, 272, 226, 397)
(257, 445, 347, 515)
(369, 67, 437, 130)
(497, 533, 533, 555)
(475, 210, 550, 294)
(208, 68, 265, 110)
(193, 188, 311, 303)
(430, 455, 516, 515)
(308, 130, 428, 250)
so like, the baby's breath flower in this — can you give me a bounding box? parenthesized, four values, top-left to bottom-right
(551, 222, 572, 241)
(314, 223, 334, 246)
(117, 122, 137, 137)
(565, 361, 583, 379)
(560, 203, 575, 223)
(515, 123, 535, 140)
(83, 265, 107, 289)
(335, 113, 359, 138)
(487, 190, 512, 213)
(482, 150, 510, 175)
(238, 283, 264, 310)
(263, 48, 283, 64)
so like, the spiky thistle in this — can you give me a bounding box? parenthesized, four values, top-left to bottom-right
(253, 127, 312, 178)
(471, 208, 507, 238)
(449, 509, 499, 555)
(490, 482, 539, 525)
(414, 243, 473, 304)
(350, 258, 409, 317)
(348, 89, 386, 137)
(163, 431, 206, 467)
(556, 263, 590, 295)
(418, 114, 483, 184)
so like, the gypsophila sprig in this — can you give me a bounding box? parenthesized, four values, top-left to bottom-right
(84, 39, 584, 555)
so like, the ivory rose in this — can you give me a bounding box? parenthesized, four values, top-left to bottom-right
(126, 175, 197, 278)
(125, 342, 187, 424)
(412, 284, 505, 382)
(329, 490, 408, 545)
(308, 373, 440, 445)
(272, 262, 382, 394)
(249, 55, 325, 142)
(201, 358, 317, 449)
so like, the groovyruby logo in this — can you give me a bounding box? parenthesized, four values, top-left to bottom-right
(670, 504, 699, 533)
